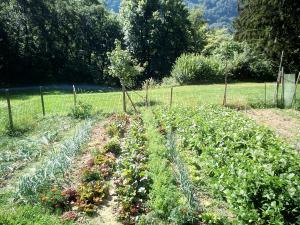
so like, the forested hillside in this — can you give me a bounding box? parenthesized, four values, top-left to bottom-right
(107, 0, 237, 29)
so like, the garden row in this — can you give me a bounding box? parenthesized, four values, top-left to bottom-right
(154, 106, 300, 224)
(0, 116, 77, 187)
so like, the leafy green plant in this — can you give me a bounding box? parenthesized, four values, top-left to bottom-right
(40, 186, 69, 213)
(171, 53, 221, 84)
(70, 101, 93, 119)
(103, 138, 121, 155)
(114, 116, 150, 224)
(77, 181, 109, 214)
(141, 110, 200, 225)
(81, 168, 102, 183)
(155, 106, 300, 224)
(15, 120, 93, 203)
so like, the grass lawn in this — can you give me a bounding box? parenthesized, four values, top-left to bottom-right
(0, 82, 293, 134)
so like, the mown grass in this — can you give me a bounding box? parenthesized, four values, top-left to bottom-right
(0, 83, 283, 134)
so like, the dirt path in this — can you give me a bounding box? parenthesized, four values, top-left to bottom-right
(67, 122, 121, 225)
(245, 109, 300, 150)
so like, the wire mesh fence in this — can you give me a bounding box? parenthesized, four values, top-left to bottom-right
(0, 82, 299, 135)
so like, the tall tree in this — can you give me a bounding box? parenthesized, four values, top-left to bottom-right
(234, 0, 300, 72)
(0, 0, 122, 86)
(120, 0, 191, 80)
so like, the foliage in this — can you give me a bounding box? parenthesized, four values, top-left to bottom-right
(70, 101, 93, 119)
(81, 168, 102, 183)
(106, 114, 130, 138)
(160, 77, 180, 88)
(120, 0, 191, 81)
(0, 0, 122, 86)
(114, 116, 150, 224)
(234, 0, 300, 73)
(0, 203, 73, 225)
(205, 30, 274, 79)
(155, 106, 300, 224)
(171, 53, 221, 84)
(108, 0, 237, 30)
(141, 110, 199, 225)
(77, 181, 109, 214)
(15, 120, 93, 203)
(107, 40, 143, 88)
(103, 138, 122, 156)
(188, 6, 207, 53)
(40, 186, 70, 213)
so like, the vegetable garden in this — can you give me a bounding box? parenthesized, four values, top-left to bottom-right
(0, 100, 300, 224)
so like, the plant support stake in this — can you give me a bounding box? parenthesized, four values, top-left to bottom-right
(170, 87, 173, 108)
(264, 83, 267, 108)
(223, 74, 228, 106)
(40, 86, 45, 116)
(6, 89, 13, 130)
(73, 85, 77, 108)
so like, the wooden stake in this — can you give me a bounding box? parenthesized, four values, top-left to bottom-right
(292, 72, 300, 107)
(6, 89, 13, 130)
(145, 81, 149, 107)
(125, 91, 138, 113)
(122, 84, 126, 112)
(73, 85, 77, 108)
(40, 86, 45, 116)
(264, 83, 267, 108)
(281, 67, 285, 107)
(170, 87, 173, 108)
(275, 51, 284, 107)
(223, 74, 228, 106)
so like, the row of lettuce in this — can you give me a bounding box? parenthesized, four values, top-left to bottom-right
(154, 106, 300, 224)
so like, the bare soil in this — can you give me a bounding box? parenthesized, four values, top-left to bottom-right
(245, 109, 300, 149)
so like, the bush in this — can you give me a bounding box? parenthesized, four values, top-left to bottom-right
(160, 77, 180, 87)
(70, 101, 93, 119)
(171, 53, 221, 84)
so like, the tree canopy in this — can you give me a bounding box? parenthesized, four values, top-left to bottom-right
(234, 0, 300, 73)
(0, 0, 122, 86)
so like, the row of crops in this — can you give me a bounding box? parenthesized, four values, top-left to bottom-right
(154, 106, 300, 224)
(1, 105, 300, 224)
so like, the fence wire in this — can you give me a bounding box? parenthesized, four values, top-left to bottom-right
(0, 82, 299, 134)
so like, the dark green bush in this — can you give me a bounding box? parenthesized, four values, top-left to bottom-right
(171, 53, 221, 84)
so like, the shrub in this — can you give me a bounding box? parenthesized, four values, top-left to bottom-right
(160, 76, 180, 87)
(171, 53, 221, 84)
(70, 101, 93, 119)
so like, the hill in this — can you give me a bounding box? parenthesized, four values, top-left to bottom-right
(106, 0, 238, 29)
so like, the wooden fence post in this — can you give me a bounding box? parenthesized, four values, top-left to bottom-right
(223, 74, 228, 106)
(281, 67, 285, 107)
(145, 81, 149, 107)
(264, 83, 267, 108)
(6, 89, 13, 130)
(122, 84, 126, 112)
(292, 72, 300, 107)
(170, 87, 173, 108)
(73, 85, 77, 109)
(40, 86, 45, 116)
